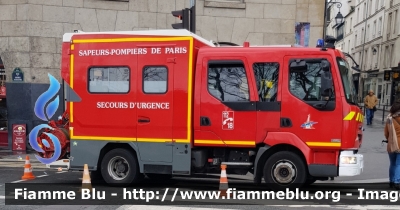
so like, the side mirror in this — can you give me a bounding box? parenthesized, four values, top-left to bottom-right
(321, 60, 330, 72)
(352, 66, 361, 72)
(321, 70, 333, 97)
(290, 59, 307, 73)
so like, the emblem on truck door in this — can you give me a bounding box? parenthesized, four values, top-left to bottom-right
(222, 111, 234, 130)
(301, 114, 318, 129)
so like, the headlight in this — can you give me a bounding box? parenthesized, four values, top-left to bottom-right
(340, 156, 357, 164)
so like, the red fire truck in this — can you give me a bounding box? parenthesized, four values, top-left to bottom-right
(39, 29, 364, 190)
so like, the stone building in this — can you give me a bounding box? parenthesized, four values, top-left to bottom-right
(0, 0, 324, 148)
(0, 0, 325, 84)
(330, 0, 400, 105)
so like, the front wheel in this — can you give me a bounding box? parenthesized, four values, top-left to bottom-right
(263, 151, 307, 191)
(101, 148, 142, 186)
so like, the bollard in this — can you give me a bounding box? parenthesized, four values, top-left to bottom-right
(382, 105, 385, 124)
(363, 105, 366, 116)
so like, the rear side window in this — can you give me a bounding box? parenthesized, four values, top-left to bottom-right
(252, 62, 279, 102)
(88, 67, 130, 93)
(208, 61, 250, 102)
(143, 66, 168, 94)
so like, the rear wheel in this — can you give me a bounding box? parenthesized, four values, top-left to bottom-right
(263, 151, 307, 191)
(101, 148, 142, 186)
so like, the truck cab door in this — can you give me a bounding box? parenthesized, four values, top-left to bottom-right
(252, 62, 282, 142)
(136, 59, 174, 163)
(195, 58, 257, 147)
(281, 56, 342, 152)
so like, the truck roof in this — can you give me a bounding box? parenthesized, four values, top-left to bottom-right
(63, 29, 216, 47)
(200, 45, 344, 56)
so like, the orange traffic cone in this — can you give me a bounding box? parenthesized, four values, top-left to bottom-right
(21, 156, 35, 180)
(81, 164, 92, 191)
(219, 164, 229, 198)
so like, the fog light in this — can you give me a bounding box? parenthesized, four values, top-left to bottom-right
(340, 156, 357, 164)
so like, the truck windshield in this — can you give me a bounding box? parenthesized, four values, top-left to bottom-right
(337, 57, 357, 105)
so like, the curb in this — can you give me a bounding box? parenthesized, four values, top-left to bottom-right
(0, 159, 40, 163)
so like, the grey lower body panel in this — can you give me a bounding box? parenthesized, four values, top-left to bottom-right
(69, 140, 108, 170)
(69, 140, 191, 175)
(308, 164, 337, 177)
(137, 141, 191, 175)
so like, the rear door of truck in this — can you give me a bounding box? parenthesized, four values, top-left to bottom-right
(69, 38, 138, 169)
(136, 44, 174, 163)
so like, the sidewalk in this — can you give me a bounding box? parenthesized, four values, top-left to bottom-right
(0, 148, 39, 162)
(372, 109, 389, 125)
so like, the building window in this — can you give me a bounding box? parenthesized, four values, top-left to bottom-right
(385, 45, 389, 68)
(391, 44, 395, 67)
(252, 63, 279, 102)
(350, 18, 353, 32)
(364, 49, 368, 69)
(373, 21, 376, 38)
(378, 17, 382, 35)
(88, 67, 130, 93)
(143, 66, 168, 94)
(369, 0, 373, 15)
(376, 0, 379, 11)
(388, 13, 393, 39)
(348, 40, 351, 51)
(367, 25, 370, 41)
(355, 34, 358, 46)
(394, 10, 398, 34)
(327, 6, 332, 22)
(337, 24, 344, 41)
(208, 61, 250, 102)
(364, 3, 366, 19)
(361, 28, 364, 42)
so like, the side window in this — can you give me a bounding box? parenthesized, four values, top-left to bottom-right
(143, 66, 168, 94)
(289, 59, 335, 102)
(208, 61, 250, 102)
(88, 67, 129, 93)
(252, 62, 279, 102)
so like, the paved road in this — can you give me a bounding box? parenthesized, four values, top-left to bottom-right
(0, 120, 397, 209)
(0, 166, 399, 210)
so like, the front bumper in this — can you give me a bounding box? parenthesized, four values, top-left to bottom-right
(338, 150, 364, 176)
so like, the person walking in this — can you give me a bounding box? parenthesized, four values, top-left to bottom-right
(384, 100, 400, 189)
(364, 90, 378, 125)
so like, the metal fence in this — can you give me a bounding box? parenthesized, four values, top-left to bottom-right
(359, 103, 391, 124)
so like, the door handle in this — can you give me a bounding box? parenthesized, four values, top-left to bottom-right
(138, 117, 150, 123)
(200, 116, 211, 126)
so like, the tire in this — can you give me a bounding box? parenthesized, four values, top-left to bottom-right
(304, 176, 317, 186)
(101, 148, 142, 186)
(90, 170, 105, 184)
(263, 151, 307, 191)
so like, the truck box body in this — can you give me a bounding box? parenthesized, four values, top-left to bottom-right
(40, 29, 365, 189)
